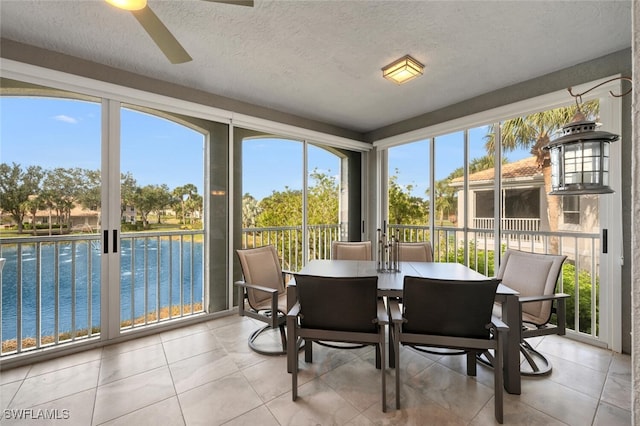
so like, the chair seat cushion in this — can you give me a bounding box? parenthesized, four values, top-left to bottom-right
(501, 255, 554, 323)
(252, 291, 288, 314)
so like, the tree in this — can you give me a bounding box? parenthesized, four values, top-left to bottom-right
(484, 101, 599, 251)
(134, 184, 171, 229)
(42, 167, 82, 229)
(120, 172, 137, 217)
(185, 192, 203, 225)
(307, 168, 339, 225)
(25, 195, 46, 235)
(242, 193, 261, 228)
(256, 187, 302, 227)
(0, 163, 44, 233)
(388, 170, 428, 225)
(173, 184, 198, 225)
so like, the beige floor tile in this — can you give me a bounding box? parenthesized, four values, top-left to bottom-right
(543, 352, 607, 399)
(98, 396, 185, 426)
(160, 322, 212, 343)
(404, 362, 493, 422)
(520, 377, 599, 425)
(592, 401, 632, 426)
(267, 379, 360, 426)
(536, 335, 613, 373)
(221, 405, 280, 426)
(169, 348, 238, 394)
(178, 372, 263, 426)
(0, 365, 30, 385)
(320, 356, 385, 412)
(344, 413, 375, 426)
(162, 329, 223, 364)
(600, 372, 632, 411)
(470, 395, 566, 426)
(0, 315, 629, 426)
(1, 388, 95, 426)
(101, 334, 162, 358)
(26, 348, 102, 377)
(0, 380, 22, 411)
(92, 366, 175, 424)
(363, 382, 467, 426)
(99, 343, 167, 385)
(240, 354, 291, 402)
(9, 360, 100, 409)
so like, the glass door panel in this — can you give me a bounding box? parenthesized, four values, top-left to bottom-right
(119, 105, 205, 330)
(0, 81, 102, 355)
(499, 102, 602, 337)
(386, 140, 430, 242)
(434, 132, 464, 262)
(241, 138, 303, 270)
(306, 144, 342, 261)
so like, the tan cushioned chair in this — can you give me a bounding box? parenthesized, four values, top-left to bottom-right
(235, 245, 289, 355)
(331, 241, 372, 260)
(397, 241, 433, 262)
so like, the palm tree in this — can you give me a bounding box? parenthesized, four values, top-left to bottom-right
(484, 100, 599, 251)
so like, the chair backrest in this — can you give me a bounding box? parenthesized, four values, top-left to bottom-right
(402, 276, 499, 339)
(236, 245, 285, 309)
(331, 241, 372, 260)
(294, 274, 379, 333)
(397, 242, 433, 262)
(497, 249, 567, 325)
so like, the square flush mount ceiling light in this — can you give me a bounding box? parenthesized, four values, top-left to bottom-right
(382, 55, 424, 84)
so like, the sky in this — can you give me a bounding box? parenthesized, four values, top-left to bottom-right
(1, 97, 532, 201)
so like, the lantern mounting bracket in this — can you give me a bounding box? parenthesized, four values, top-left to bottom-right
(567, 76, 633, 107)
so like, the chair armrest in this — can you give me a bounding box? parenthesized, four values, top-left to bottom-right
(287, 301, 301, 318)
(234, 280, 279, 294)
(489, 315, 509, 332)
(519, 292, 570, 304)
(376, 299, 389, 325)
(388, 299, 403, 323)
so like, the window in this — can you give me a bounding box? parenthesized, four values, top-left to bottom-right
(563, 195, 580, 225)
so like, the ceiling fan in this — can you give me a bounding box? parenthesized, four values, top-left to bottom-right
(105, 0, 253, 64)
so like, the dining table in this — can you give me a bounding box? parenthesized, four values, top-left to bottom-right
(287, 259, 522, 395)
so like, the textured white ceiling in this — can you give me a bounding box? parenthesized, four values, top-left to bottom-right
(0, 0, 632, 133)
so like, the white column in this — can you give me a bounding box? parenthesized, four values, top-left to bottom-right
(631, 0, 640, 422)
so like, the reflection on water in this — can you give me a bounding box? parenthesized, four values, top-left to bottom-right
(1, 239, 203, 341)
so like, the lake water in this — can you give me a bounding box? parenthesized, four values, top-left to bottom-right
(1, 239, 203, 341)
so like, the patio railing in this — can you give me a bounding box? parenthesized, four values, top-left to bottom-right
(0, 229, 204, 357)
(242, 223, 600, 339)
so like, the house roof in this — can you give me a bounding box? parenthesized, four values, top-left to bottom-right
(450, 156, 541, 185)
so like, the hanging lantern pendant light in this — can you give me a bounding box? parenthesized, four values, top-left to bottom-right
(544, 109, 619, 195)
(543, 76, 632, 196)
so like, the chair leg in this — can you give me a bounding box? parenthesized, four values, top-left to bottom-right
(248, 324, 287, 356)
(279, 324, 287, 351)
(292, 347, 298, 401)
(494, 341, 504, 423)
(394, 326, 401, 409)
(304, 340, 313, 363)
(520, 340, 552, 376)
(380, 336, 386, 413)
(466, 350, 477, 376)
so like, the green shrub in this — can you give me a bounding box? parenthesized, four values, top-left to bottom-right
(558, 262, 598, 335)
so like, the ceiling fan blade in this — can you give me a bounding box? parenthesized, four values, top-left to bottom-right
(202, 0, 254, 7)
(132, 5, 192, 64)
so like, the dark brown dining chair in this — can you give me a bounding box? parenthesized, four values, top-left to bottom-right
(235, 245, 289, 355)
(331, 241, 372, 260)
(287, 274, 388, 412)
(389, 276, 507, 423)
(480, 249, 568, 376)
(397, 241, 433, 262)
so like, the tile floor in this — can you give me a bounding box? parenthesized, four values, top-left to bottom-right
(0, 314, 631, 425)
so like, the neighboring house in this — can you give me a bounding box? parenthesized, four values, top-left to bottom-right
(450, 157, 599, 258)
